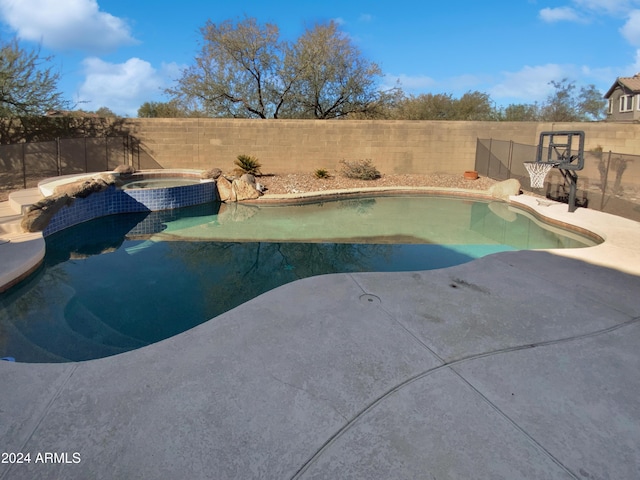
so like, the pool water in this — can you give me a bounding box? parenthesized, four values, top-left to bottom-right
(121, 178, 202, 189)
(0, 196, 597, 363)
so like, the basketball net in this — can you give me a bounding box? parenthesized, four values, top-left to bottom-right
(524, 162, 554, 189)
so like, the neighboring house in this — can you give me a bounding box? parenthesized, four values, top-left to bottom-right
(604, 73, 640, 122)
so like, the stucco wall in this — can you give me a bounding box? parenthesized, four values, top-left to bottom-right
(123, 119, 640, 175)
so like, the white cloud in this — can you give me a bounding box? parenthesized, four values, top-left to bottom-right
(489, 64, 568, 102)
(573, 0, 640, 15)
(621, 9, 640, 45)
(77, 57, 171, 116)
(0, 0, 137, 53)
(358, 14, 373, 22)
(626, 48, 640, 72)
(539, 7, 586, 22)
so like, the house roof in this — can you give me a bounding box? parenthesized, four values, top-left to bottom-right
(604, 73, 640, 98)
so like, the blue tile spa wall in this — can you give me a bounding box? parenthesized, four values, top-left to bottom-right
(43, 181, 217, 236)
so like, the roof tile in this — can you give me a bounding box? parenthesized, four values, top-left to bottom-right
(618, 74, 640, 92)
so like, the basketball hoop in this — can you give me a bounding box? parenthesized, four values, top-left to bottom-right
(524, 162, 555, 189)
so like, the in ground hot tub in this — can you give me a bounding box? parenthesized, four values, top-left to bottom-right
(118, 170, 207, 191)
(38, 169, 218, 235)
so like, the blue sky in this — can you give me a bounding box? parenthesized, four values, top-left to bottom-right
(1, 0, 639, 116)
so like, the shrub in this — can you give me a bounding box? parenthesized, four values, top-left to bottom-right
(234, 154, 262, 176)
(314, 168, 331, 179)
(339, 159, 381, 180)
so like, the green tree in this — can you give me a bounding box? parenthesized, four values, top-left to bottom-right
(394, 93, 455, 119)
(0, 37, 67, 118)
(392, 91, 495, 120)
(501, 103, 540, 121)
(137, 101, 189, 118)
(168, 16, 388, 119)
(454, 91, 496, 120)
(577, 84, 607, 121)
(94, 106, 117, 117)
(539, 78, 605, 122)
(540, 79, 580, 121)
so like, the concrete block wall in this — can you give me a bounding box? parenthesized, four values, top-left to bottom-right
(123, 119, 640, 175)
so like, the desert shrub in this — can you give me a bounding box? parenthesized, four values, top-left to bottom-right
(339, 159, 381, 180)
(314, 168, 331, 179)
(234, 154, 262, 176)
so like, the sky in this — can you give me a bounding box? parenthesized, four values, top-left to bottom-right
(1, 0, 639, 117)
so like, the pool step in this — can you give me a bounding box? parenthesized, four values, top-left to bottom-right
(0, 201, 23, 235)
(64, 298, 149, 350)
(5, 285, 135, 362)
(0, 319, 70, 363)
(8, 188, 43, 214)
(9, 314, 133, 362)
(124, 239, 157, 255)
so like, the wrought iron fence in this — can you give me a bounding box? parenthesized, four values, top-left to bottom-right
(475, 138, 640, 222)
(0, 136, 146, 201)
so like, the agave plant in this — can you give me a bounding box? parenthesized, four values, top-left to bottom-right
(234, 154, 262, 176)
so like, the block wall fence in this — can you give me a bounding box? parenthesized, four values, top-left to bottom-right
(122, 119, 640, 175)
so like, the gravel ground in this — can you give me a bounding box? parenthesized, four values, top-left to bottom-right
(0, 172, 498, 203)
(257, 172, 497, 195)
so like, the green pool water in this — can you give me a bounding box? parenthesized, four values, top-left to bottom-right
(0, 196, 597, 363)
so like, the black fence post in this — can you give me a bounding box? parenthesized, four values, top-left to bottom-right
(21, 142, 26, 189)
(600, 150, 612, 211)
(507, 140, 513, 179)
(56, 137, 61, 176)
(487, 139, 492, 177)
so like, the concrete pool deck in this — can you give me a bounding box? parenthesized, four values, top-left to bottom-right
(1, 190, 640, 479)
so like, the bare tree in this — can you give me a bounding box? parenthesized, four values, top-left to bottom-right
(168, 17, 388, 119)
(168, 17, 288, 118)
(284, 21, 384, 119)
(0, 38, 67, 118)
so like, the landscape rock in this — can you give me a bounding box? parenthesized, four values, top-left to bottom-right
(240, 173, 256, 186)
(113, 164, 136, 176)
(216, 175, 236, 202)
(21, 195, 73, 232)
(201, 168, 222, 180)
(487, 178, 521, 201)
(54, 175, 114, 199)
(232, 176, 261, 201)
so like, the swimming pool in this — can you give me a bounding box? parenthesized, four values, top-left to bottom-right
(0, 195, 598, 363)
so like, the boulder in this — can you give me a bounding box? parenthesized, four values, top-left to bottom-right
(488, 178, 521, 201)
(201, 168, 222, 180)
(216, 175, 236, 202)
(21, 195, 73, 232)
(54, 175, 114, 199)
(113, 164, 135, 175)
(240, 173, 256, 186)
(232, 176, 261, 201)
